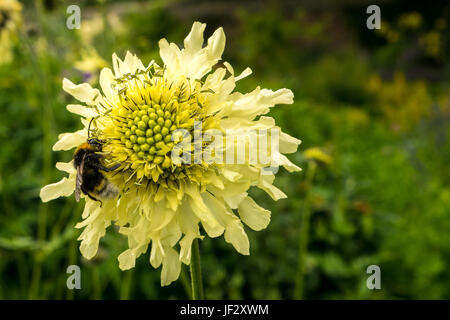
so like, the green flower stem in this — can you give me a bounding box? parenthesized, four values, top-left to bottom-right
(294, 160, 317, 299)
(190, 239, 204, 300)
(180, 265, 193, 299)
(120, 271, 133, 300)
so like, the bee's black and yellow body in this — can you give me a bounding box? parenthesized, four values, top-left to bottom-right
(73, 139, 120, 203)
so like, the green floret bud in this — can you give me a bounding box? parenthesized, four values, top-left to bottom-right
(137, 137, 146, 145)
(138, 121, 147, 129)
(154, 156, 164, 164)
(137, 151, 145, 159)
(162, 157, 171, 168)
(155, 141, 165, 149)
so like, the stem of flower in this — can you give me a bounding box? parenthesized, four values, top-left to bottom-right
(180, 265, 193, 299)
(190, 239, 204, 300)
(294, 160, 317, 299)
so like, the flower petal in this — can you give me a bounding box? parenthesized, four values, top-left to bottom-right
(53, 130, 86, 151)
(184, 21, 206, 54)
(160, 246, 181, 286)
(40, 177, 75, 202)
(279, 130, 301, 154)
(224, 219, 249, 255)
(238, 196, 271, 231)
(63, 78, 101, 105)
(66, 104, 98, 118)
(228, 87, 294, 120)
(55, 161, 76, 174)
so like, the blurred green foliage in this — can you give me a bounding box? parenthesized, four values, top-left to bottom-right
(0, 0, 449, 299)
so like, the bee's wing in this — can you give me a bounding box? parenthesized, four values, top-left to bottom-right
(75, 153, 85, 202)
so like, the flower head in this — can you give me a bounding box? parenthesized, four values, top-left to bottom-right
(0, 0, 22, 65)
(304, 147, 332, 166)
(40, 22, 301, 286)
(74, 47, 108, 83)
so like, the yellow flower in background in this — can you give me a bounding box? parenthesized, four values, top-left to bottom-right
(78, 12, 126, 46)
(366, 72, 432, 132)
(78, 14, 104, 45)
(40, 22, 301, 286)
(304, 147, 332, 166)
(420, 31, 441, 57)
(0, 0, 22, 65)
(398, 12, 422, 30)
(74, 47, 108, 84)
(75, 48, 108, 73)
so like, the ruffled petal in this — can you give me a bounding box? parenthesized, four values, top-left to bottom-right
(99, 67, 118, 103)
(63, 78, 101, 105)
(184, 21, 206, 54)
(160, 246, 181, 286)
(227, 87, 294, 120)
(279, 130, 302, 154)
(66, 104, 98, 118)
(224, 219, 249, 255)
(52, 130, 86, 151)
(55, 162, 76, 176)
(40, 176, 75, 202)
(238, 196, 271, 231)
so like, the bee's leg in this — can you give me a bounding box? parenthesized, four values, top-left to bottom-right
(106, 163, 121, 171)
(89, 153, 102, 159)
(87, 192, 103, 207)
(93, 162, 121, 172)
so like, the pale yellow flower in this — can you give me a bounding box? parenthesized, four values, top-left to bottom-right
(74, 47, 108, 84)
(304, 147, 332, 166)
(398, 12, 422, 30)
(40, 22, 301, 286)
(0, 0, 22, 65)
(79, 12, 126, 46)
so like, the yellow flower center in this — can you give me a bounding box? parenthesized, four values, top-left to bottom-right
(100, 65, 217, 184)
(121, 102, 179, 166)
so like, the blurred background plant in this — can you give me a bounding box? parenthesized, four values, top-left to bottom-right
(0, 0, 448, 299)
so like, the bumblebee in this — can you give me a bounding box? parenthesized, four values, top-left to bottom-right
(73, 135, 120, 204)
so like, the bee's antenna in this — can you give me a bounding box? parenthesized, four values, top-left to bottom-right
(88, 118, 94, 139)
